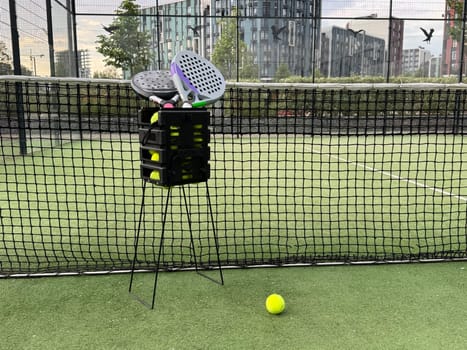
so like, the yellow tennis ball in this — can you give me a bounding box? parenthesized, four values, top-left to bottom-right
(150, 112, 159, 124)
(265, 294, 285, 315)
(149, 170, 160, 181)
(150, 151, 160, 162)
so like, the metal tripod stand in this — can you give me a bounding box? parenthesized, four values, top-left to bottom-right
(129, 181, 224, 309)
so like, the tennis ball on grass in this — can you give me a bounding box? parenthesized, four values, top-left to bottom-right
(265, 294, 285, 315)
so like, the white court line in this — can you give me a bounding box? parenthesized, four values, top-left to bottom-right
(306, 146, 467, 203)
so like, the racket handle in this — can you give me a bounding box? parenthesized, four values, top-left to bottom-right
(149, 96, 164, 104)
(192, 101, 207, 108)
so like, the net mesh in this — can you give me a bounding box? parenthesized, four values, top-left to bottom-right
(1, 76, 466, 275)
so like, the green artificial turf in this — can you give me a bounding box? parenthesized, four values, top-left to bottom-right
(2, 262, 467, 350)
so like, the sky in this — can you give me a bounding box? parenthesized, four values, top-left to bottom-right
(4, 0, 451, 76)
(321, 0, 446, 55)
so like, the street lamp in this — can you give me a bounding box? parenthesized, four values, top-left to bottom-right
(30, 53, 44, 76)
(360, 30, 366, 76)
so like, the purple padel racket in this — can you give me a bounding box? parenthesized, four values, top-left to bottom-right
(170, 51, 226, 108)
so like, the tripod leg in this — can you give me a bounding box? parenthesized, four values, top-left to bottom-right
(129, 181, 147, 292)
(206, 182, 224, 285)
(182, 186, 199, 272)
(150, 186, 172, 309)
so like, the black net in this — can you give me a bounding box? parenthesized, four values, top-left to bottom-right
(1, 76, 467, 275)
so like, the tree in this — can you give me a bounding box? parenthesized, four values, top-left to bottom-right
(93, 67, 121, 79)
(0, 41, 34, 76)
(0, 41, 9, 63)
(211, 8, 258, 80)
(0, 41, 12, 75)
(0, 62, 12, 75)
(239, 49, 259, 81)
(446, 0, 467, 75)
(275, 63, 291, 81)
(96, 0, 152, 77)
(446, 0, 464, 39)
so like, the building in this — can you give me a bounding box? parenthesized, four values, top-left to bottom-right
(442, 0, 463, 76)
(346, 14, 404, 76)
(77, 50, 91, 78)
(55, 49, 90, 78)
(141, 0, 207, 69)
(402, 47, 432, 76)
(320, 26, 385, 78)
(140, 0, 322, 80)
(237, 0, 321, 79)
(429, 55, 442, 78)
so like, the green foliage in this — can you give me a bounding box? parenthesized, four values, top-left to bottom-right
(447, 0, 464, 39)
(211, 8, 258, 80)
(0, 41, 9, 64)
(95, 0, 152, 77)
(278, 75, 458, 84)
(0, 62, 13, 75)
(0, 41, 12, 75)
(221, 74, 462, 120)
(20, 65, 33, 76)
(275, 63, 291, 81)
(239, 49, 259, 80)
(93, 67, 122, 79)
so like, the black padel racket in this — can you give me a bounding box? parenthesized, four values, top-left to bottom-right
(131, 70, 179, 108)
(170, 51, 226, 108)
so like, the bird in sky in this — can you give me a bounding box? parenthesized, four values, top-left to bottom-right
(271, 25, 288, 41)
(102, 25, 119, 34)
(420, 27, 434, 43)
(187, 25, 206, 36)
(347, 28, 365, 37)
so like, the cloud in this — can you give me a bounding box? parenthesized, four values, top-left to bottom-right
(76, 16, 116, 73)
(323, 0, 445, 19)
(322, 0, 390, 18)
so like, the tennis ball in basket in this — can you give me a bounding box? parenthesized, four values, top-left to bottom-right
(150, 112, 159, 124)
(265, 294, 285, 315)
(150, 151, 160, 162)
(149, 170, 160, 181)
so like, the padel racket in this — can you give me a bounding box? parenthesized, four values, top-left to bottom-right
(131, 70, 179, 108)
(170, 51, 226, 108)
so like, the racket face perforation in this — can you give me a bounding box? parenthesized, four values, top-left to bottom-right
(131, 70, 178, 100)
(173, 51, 225, 101)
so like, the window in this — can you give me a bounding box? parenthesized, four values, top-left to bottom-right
(263, 2, 270, 17)
(288, 21, 295, 47)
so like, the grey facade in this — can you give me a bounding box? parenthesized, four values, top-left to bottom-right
(320, 26, 385, 78)
(141, 0, 321, 80)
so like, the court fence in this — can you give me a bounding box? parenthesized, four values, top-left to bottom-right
(1, 76, 466, 276)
